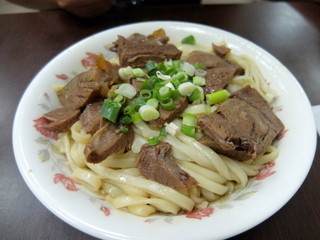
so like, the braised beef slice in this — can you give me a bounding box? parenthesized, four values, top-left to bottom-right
(198, 98, 279, 161)
(136, 142, 198, 189)
(184, 50, 241, 94)
(185, 50, 225, 68)
(42, 108, 80, 133)
(231, 85, 284, 134)
(203, 67, 237, 94)
(115, 35, 182, 67)
(79, 101, 106, 134)
(149, 97, 188, 128)
(84, 123, 134, 163)
(212, 44, 231, 57)
(57, 65, 119, 110)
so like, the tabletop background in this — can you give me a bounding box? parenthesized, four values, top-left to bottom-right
(1, 1, 319, 239)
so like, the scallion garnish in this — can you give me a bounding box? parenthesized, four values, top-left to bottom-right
(140, 89, 152, 99)
(148, 136, 159, 146)
(181, 35, 196, 45)
(158, 86, 171, 100)
(134, 97, 147, 106)
(180, 124, 196, 138)
(159, 126, 168, 137)
(131, 112, 143, 123)
(194, 62, 205, 70)
(139, 105, 160, 121)
(124, 105, 137, 115)
(206, 89, 229, 105)
(114, 83, 137, 99)
(121, 116, 132, 125)
(178, 82, 197, 96)
(145, 61, 157, 73)
(146, 98, 159, 109)
(182, 113, 197, 127)
(188, 87, 202, 102)
(119, 125, 129, 133)
(192, 76, 206, 86)
(100, 100, 122, 123)
(160, 98, 175, 110)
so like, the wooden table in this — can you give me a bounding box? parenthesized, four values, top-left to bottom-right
(1, 2, 319, 239)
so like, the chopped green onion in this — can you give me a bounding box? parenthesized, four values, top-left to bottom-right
(172, 60, 181, 69)
(182, 113, 197, 127)
(124, 105, 137, 115)
(131, 112, 143, 123)
(119, 125, 129, 133)
(170, 89, 181, 100)
(139, 105, 160, 121)
(159, 126, 168, 137)
(181, 62, 195, 76)
(146, 98, 159, 109)
(171, 78, 181, 89)
(194, 62, 205, 69)
(180, 124, 196, 138)
(158, 86, 171, 100)
(192, 76, 206, 86)
(134, 97, 147, 107)
(145, 61, 157, 73)
(188, 87, 202, 102)
(121, 116, 132, 124)
(113, 94, 124, 103)
(132, 68, 145, 77)
(140, 89, 152, 99)
(118, 66, 133, 81)
(156, 71, 171, 81)
(114, 83, 137, 99)
(148, 136, 159, 146)
(206, 89, 229, 105)
(178, 82, 197, 96)
(100, 100, 122, 123)
(160, 98, 175, 110)
(174, 71, 188, 82)
(181, 35, 196, 45)
(165, 82, 175, 90)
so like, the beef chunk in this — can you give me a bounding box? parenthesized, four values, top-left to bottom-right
(57, 65, 119, 110)
(184, 50, 224, 68)
(203, 67, 237, 94)
(184, 50, 241, 94)
(136, 142, 198, 189)
(84, 123, 134, 163)
(231, 85, 284, 134)
(114, 32, 182, 67)
(149, 97, 188, 128)
(212, 44, 231, 57)
(42, 108, 80, 133)
(79, 102, 105, 134)
(198, 98, 280, 161)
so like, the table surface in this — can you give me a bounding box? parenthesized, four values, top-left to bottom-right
(1, 1, 319, 239)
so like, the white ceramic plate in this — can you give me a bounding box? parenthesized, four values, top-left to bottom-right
(13, 21, 317, 240)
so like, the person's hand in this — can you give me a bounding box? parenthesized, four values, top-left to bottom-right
(56, 0, 116, 18)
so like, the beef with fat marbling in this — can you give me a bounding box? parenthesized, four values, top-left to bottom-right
(84, 123, 134, 163)
(57, 64, 119, 110)
(114, 31, 182, 68)
(198, 87, 283, 161)
(136, 142, 198, 189)
(41, 107, 80, 133)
